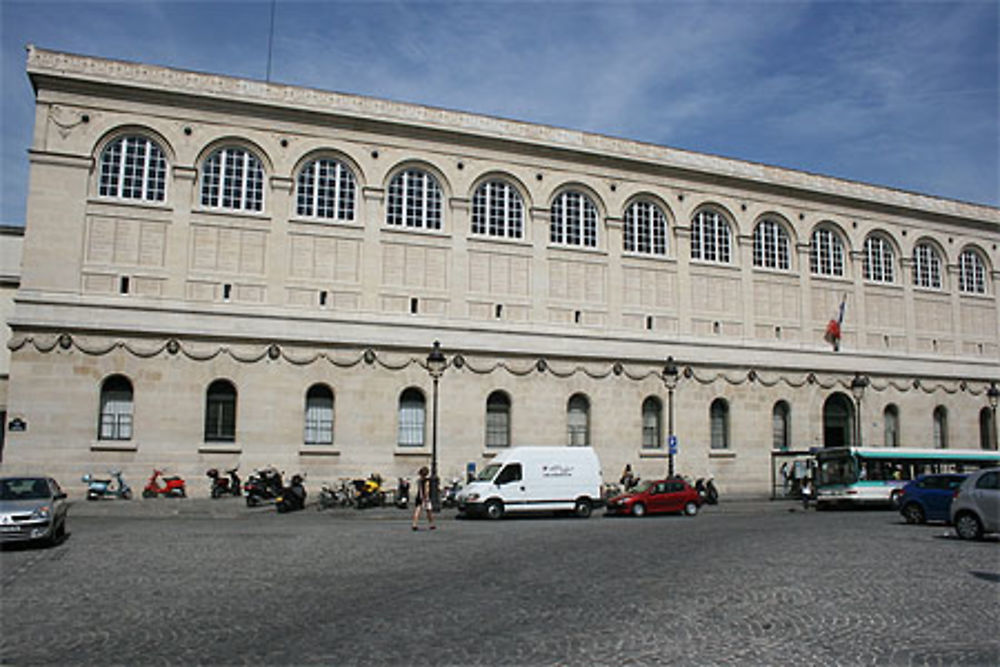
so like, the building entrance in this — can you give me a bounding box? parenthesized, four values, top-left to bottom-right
(823, 393, 854, 448)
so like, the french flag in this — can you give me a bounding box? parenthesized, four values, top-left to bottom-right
(825, 295, 847, 351)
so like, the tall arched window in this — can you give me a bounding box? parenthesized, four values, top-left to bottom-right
(296, 158, 356, 220)
(98, 375, 133, 441)
(98, 135, 167, 202)
(958, 249, 987, 294)
(753, 219, 790, 270)
(304, 384, 334, 445)
(550, 191, 598, 248)
(933, 406, 948, 449)
(912, 242, 942, 289)
(691, 209, 731, 263)
(979, 407, 994, 450)
(398, 387, 426, 447)
(624, 201, 667, 256)
(710, 398, 730, 449)
(387, 169, 442, 230)
(772, 401, 790, 451)
(884, 404, 900, 448)
(810, 227, 845, 277)
(485, 391, 511, 448)
(567, 393, 590, 446)
(200, 147, 264, 212)
(641, 396, 663, 448)
(863, 235, 895, 283)
(472, 181, 523, 239)
(204, 380, 237, 442)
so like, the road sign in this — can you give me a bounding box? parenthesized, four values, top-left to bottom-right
(668, 435, 678, 455)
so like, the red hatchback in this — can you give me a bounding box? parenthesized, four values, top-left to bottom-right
(605, 478, 701, 517)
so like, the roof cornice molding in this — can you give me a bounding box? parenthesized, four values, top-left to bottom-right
(25, 45, 1000, 225)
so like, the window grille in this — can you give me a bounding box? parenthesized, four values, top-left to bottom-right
(550, 191, 598, 248)
(863, 236, 895, 283)
(296, 159, 355, 220)
(913, 243, 942, 289)
(472, 181, 523, 239)
(567, 394, 590, 446)
(387, 169, 442, 230)
(958, 249, 987, 294)
(99, 135, 167, 202)
(772, 401, 789, 451)
(201, 147, 264, 211)
(710, 399, 729, 449)
(642, 397, 663, 448)
(933, 406, 949, 448)
(398, 388, 426, 447)
(810, 228, 844, 277)
(304, 385, 334, 445)
(884, 405, 899, 448)
(205, 380, 237, 442)
(691, 210, 731, 263)
(485, 392, 511, 448)
(753, 219, 790, 270)
(624, 202, 667, 255)
(98, 375, 134, 441)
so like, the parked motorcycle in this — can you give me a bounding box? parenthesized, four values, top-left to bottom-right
(442, 478, 462, 508)
(244, 466, 283, 507)
(317, 479, 354, 510)
(206, 466, 242, 498)
(695, 478, 719, 505)
(352, 473, 383, 509)
(142, 469, 186, 498)
(276, 473, 307, 513)
(82, 470, 132, 500)
(395, 477, 411, 509)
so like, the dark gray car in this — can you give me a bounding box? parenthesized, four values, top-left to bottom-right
(0, 476, 68, 546)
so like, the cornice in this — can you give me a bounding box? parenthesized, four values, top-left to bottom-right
(26, 46, 999, 227)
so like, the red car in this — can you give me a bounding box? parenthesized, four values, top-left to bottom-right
(605, 478, 701, 517)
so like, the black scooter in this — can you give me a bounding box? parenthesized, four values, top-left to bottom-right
(276, 474, 307, 513)
(245, 467, 283, 507)
(695, 478, 720, 505)
(207, 466, 241, 498)
(395, 478, 411, 509)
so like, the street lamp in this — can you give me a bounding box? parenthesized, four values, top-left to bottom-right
(987, 382, 999, 450)
(850, 373, 869, 448)
(662, 356, 679, 478)
(426, 340, 447, 511)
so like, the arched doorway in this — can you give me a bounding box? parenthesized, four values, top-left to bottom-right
(823, 393, 855, 448)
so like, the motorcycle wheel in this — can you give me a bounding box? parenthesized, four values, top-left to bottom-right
(142, 489, 155, 498)
(246, 495, 258, 507)
(211, 486, 224, 499)
(178, 488, 187, 498)
(122, 490, 132, 500)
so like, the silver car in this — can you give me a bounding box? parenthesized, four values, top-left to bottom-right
(950, 467, 1000, 541)
(0, 476, 68, 546)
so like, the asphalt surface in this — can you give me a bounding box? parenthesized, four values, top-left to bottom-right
(2, 498, 998, 666)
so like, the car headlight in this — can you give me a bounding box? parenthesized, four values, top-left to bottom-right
(31, 505, 51, 520)
(466, 493, 479, 502)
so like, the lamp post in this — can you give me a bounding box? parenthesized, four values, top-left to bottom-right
(426, 340, 447, 511)
(662, 356, 679, 478)
(988, 382, 999, 450)
(850, 373, 868, 448)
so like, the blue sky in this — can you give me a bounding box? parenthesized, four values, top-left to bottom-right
(1, 0, 997, 224)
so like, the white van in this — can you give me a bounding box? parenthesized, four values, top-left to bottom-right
(456, 446, 603, 519)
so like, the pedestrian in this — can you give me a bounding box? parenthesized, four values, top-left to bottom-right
(412, 466, 435, 531)
(620, 464, 637, 491)
(801, 476, 813, 510)
(780, 462, 790, 496)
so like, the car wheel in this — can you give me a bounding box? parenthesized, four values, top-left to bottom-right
(574, 499, 592, 518)
(684, 501, 698, 516)
(902, 503, 925, 525)
(955, 512, 983, 540)
(631, 502, 646, 517)
(485, 500, 504, 520)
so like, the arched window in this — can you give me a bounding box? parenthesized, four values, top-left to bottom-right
(387, 169, 442, 230)
(933, 406, 948, 449)
(485, 391, 511, 448)
(98, 375, 133, 441)
(624, 201, 667, 256)
(98, 135, 167, 202)
(204, 380, 237, 442)
(958, 249, 987, 294)
(304, 384, 334, 445)
(296, 158, 356, 220)
(772, 401, 790, 451)
(397, 387, 426, 447)
(200, 147, 264, 211)
(884, 404, 900, 448)
(691, 209, 731, 263)
(753, 219, 790, 270)
(710, 398, 730, 449)
(912, 242, 942, 289)
(472, 181, 523, 239)
(550, 191, 598, 248)
(567, 393, 590, 446)
(810, 227, 845, 277)
(863, 235, 895, 283)
(979, 407, 994, 450)
(642, 396, 663, 448)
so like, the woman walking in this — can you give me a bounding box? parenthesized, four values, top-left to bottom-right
(412, 466, 436, 531)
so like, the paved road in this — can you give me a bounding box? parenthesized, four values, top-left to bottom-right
(2, 499, 998, 666)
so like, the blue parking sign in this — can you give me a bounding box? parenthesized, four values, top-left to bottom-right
(668, 435, 678, 455)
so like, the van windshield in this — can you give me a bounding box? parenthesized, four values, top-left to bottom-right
(477, 463, 502, 482)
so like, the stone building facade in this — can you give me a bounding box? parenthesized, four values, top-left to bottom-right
(3, 46, 999, 496)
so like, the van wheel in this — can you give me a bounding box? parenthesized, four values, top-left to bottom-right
(631, 503, 646, 517)
(901, 503, 925, 524)
(485, 500, 504, 520)
(955, 512, 983, 540)
(684, 501, 698, 516)
(574, 499, 592, 518)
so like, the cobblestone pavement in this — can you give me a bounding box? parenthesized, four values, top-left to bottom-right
(2, 498, 998, 666)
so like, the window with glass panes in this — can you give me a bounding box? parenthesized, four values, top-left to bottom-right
(200, 147, 264, 211)
(624, 201, 667, 255)
(810, 228, 844, 276)
(710, 399, 729, 449)
(296, 159, 355, 220)
(753, 219, 790, 270)
(472, 181, 523, 239)
(933, 406, 948, 448)
(204, 380, 237, 442)
(772, 401, 790, 450)
(567, 394, 590, 446)
(99, 375, 133, 441)
(958, 249, 987, 294)
(550, 191, 598, 248)
(304, 385, 334, 445)
(99, 135, 167, 202)
(863, 235, 895, 283)
(485, 391, 511, 447)
(913, 243, 942, 289)
(397, 388, 426, 447)
(884, 405, 900, 447)
(690, 210, 731, 263)
(642, 397, 663, 448)
(387, 169, 442, 229)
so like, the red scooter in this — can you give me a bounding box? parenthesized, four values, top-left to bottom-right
(142, 469, 187, 498)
